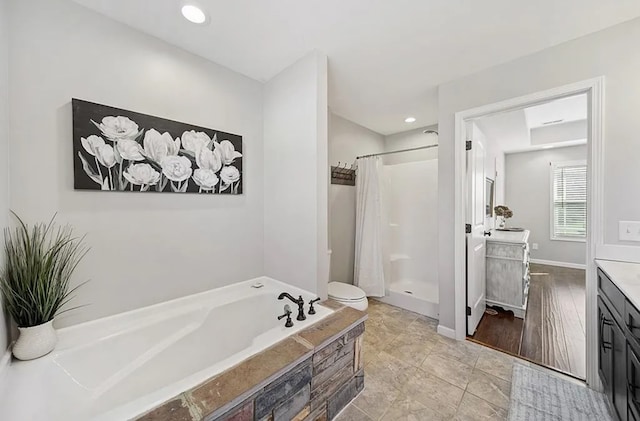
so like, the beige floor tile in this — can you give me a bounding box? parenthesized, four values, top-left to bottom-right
(402, 367, 464, 418)
(353, 374, 400, 420)
(335, 403, 373, 421)
(381, 304, 420, 325)
(364, 319, 400, 350)
(454, 392, 508, 421)
(363, 342, 380, 367)
(383, 333, 436, 367)
(365, 351, 414, 390)
(405, 316, 439, 340)
(367, 300, 389, 318)
(431, 337, 482, 366)
(346, 301, 515, 421)
(465, 369, 511, 410)
(421, 353, 474, 389)
(475, 349, 516, 382)
(380, 395, 449, 421)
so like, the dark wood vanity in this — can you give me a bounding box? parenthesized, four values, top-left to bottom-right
(598, 265, 640, 421)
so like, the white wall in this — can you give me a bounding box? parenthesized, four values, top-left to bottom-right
(438, 17, 640, 330)
(383, 125, 439, 165)
(263, 51, 329, 296)
(530, 120, 587, 145)
(0, 0, 9, 351)
(328, 113, 384, 284)
(8, 0, 265, 328)
(505, 145, 587, 265)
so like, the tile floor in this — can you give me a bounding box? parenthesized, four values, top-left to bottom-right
(337, 299, 521, 421)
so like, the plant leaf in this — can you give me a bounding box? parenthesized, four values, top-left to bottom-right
(77, 152, 102, 185)
(0, 213, 89, 327)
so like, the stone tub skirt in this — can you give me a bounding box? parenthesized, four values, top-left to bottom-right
(136, 300, 367, 421)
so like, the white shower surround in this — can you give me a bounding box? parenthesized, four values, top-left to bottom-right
(378, 157, 439, 318)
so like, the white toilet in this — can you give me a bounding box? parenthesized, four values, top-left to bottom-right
(328, 282, 368, 311)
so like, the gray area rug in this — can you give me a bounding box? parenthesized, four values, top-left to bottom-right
(508, 364, 612, 421)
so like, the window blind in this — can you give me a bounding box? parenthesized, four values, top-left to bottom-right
(552, 162, 587, 239)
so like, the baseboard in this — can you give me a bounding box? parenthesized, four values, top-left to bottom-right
(486, 299, 525, 319)
(437, 324, 456, 339)
(530, 259, 586, 270)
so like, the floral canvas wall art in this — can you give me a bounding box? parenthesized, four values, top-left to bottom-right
(72, 99, 243, 194)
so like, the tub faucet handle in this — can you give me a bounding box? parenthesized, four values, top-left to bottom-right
(277, 306, 293, 328)
(308, 298, 321, 315)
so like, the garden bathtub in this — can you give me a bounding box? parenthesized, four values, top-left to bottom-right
(0, 277, 333, 420)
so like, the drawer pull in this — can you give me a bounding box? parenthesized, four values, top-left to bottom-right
(628, 316, 640, 342)
(600, 316, 613, 352)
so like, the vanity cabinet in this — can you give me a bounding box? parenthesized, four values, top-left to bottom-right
(597, 266, 640, 421)
(485, 230, 530, 318)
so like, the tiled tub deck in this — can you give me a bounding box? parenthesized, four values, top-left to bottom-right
(137, 301, 367, 421)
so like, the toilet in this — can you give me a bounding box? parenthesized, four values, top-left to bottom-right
(328, 282, 368, 311)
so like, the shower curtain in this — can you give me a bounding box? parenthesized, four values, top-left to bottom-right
(354, 156, 387, 297)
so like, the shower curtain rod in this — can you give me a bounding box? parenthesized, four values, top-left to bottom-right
(356, 144, 438, 159)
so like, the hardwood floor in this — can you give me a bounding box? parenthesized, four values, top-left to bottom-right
(472, 308, 523, 355)
(471, 263, 586, 379)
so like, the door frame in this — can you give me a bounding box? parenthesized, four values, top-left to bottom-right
(453, 77, 605, 389)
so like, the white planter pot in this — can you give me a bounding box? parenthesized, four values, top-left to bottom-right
(13, 320, 57, 361)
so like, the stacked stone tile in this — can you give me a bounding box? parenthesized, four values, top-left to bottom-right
(137, 303, 366, 421)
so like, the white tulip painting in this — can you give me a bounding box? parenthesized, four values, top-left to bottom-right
(73, 99, 243, 194)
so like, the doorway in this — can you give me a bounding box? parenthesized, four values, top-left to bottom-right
(465, 94, 588, 379)
(453, 78, 604, 387)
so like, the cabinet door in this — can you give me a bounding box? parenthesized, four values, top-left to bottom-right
(599, 297, 614, 399)
(629, 345, 640, 421)
(613, 318, 628, 421)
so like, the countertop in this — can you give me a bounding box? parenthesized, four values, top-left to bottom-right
(487, 229, 530, 244)
(596, 259, 640, 310)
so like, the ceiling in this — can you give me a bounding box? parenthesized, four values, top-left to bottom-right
(476, 94, 587, 153)
(72, 1, 640, 135)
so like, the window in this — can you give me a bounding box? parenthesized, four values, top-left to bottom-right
(551, 161, 587, 241)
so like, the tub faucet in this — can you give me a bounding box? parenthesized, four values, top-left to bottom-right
(278, 292, 306, 321)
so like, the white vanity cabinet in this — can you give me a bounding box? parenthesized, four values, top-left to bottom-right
(485, 230, 530, 318)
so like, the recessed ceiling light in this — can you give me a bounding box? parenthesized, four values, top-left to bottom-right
(181, 4, 207, 24)
(404, 117, 416, 123)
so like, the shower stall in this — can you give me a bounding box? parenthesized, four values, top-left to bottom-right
(354, 135, 439, 319)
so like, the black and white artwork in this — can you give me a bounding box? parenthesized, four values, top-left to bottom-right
(72, 99, 243, 194)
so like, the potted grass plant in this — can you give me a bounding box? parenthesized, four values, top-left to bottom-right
(0, 213, 88, 360)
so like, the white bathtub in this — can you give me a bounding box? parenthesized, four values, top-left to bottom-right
(0, 277, 333, 421)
